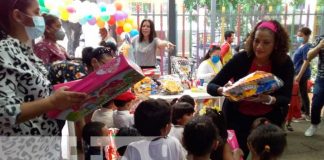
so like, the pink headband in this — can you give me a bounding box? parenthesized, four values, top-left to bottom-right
(257, 21, 277, 32)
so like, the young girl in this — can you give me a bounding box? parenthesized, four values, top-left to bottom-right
(247, 123, 287, 160)
(169, 102, 195, 142)
(203, 108, 243, 160)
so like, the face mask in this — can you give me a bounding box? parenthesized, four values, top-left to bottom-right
(211, 55, 220, 64)
(55, 29, 65, 41)
(297, 37, 304, 43)
(24, 16, 45, 40)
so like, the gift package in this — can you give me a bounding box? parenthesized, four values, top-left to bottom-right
(223, 71, 283, 101)
(48, 54, 144, 121)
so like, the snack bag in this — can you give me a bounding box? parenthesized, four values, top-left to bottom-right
(48, 54, 144, 121)
(223, 71, 283, 101)
(160, 75, 183, 95)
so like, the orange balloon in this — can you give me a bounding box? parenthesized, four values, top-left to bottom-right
(115, 1, 123, 11)
(108, 16, 115, 26)
(96, 18, 105, 28)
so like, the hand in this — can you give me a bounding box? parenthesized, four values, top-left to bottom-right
(319, 39, 324, 48)
(294, 75, 301, 83)
(48, 87, 88, 111)
(244, 94, 273, 104)
(233, 148, 244, 160)
(166, 42, 175, 50)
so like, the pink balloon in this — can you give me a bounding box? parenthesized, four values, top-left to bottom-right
(67, 6, 76, 13)
(114, 11, 125, 21)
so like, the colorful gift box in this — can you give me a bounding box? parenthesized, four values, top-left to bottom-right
(223, 71, 284, 101)
(48, 54, 144, 121)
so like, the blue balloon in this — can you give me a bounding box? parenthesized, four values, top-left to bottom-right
(79, 17, 88, 25)
(130, 29, 139, 37)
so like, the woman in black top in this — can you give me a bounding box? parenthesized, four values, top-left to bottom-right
(207, 20, 294, 157)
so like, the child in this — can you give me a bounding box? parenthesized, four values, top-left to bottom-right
(82, 122, 109, 160)
(92, 100, 116, 128)
(115, 127, 141, 157)
(113, 91, 136, 128)
(247, 123, 287, 160)
(121, 99, 185, 160)
(203, 108, 243, 160)
(169, 102, 195, 142)
(183, 116, 219, 160)
(170, 95, 196, 107)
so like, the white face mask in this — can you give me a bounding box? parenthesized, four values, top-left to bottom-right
(24, 15, 45, 40)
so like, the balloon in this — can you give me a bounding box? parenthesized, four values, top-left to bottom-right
(125, 18, 134, 25)
(86, 15, 93, 21)
(67, 6, 76, 13)
(40, 6, 49, 14)
(88, 17, 97, 25)
(129, 29, 139, 37)
(79, 17, 88, 25)
(108, 16, 115, 26)
(121, 12, 128, 19)
(96, 18, 105, 28)
(60, 10, 70, 21)
(99, 4, 107, 12)
(123, 23, 132, 33)
(116, 26, 124, 35)
(114, 11, 125, 21)
(115, 1, 123, 11)
(116, 20, 125, 27)
(38, 0, 45, 7)
(100, 14, 110, 22)
(132, 23, 138, 30)
(69, 14, 79, 23)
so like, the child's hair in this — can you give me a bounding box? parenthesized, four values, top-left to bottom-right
(170, 95, 195, 106)
(102, 100, 114, 109)
(183, 116, 219, 157)
(82, 46, 116, 70)
(82, 122, 106, 146)
(134, 99, 171, 136)
(171, 102, 194, 125)
(114, 100, 131, 108)
(247, 124, 287, 160)
(115, 127, 141, 156)
(251, 117, 271, 130)
(203, 108, 228, 160)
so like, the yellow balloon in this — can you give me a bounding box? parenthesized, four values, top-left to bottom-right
(123, 23, 132, 33)
(116, 20, 125, 27)
(125, 18, 133, 25)
(60, 10, 70, 21)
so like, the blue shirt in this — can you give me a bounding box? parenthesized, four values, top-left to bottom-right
(293, 43, 312, 78)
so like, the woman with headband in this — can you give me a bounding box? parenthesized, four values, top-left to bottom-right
(0, 0, 87, 159)
(207, 20, 294, 157)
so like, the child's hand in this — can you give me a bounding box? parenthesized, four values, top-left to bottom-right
(233, 148, 244, 160)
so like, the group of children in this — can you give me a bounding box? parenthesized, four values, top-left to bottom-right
(82, 93, 287, 160)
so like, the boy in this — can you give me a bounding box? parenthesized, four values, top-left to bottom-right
(121, 99, 185, 160)
(113, 91, 136, 128)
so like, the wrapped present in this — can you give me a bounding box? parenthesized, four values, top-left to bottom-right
(223, 71, 283, 101)
(171, 56, 192, 81)
(48, 54, 144, 121)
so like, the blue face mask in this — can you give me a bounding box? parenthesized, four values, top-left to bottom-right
(25, 16, 45, 40)
(211, 55, 220, 64)
(297, 36, 304, 43)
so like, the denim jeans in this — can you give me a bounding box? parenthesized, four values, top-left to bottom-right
(311, 77, 324, 125)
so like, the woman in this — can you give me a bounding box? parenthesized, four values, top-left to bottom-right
(207, 20, 294, 157)
(197, 43, 223, 83)
(0, 0, 87, 159)
(132, 19, 174, 68)
(293, 27, 312, 121)
(34, 13, 69, 65)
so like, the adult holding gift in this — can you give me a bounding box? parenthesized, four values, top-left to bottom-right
(207, 20, 294, 157)
(197, 43, 223, 83)
(0, 0, 87, 159)
(132, 19, 175, 69)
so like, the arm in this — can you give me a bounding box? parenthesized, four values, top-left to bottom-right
(156, 38, 175, 50)
(207, 53, 241, 96)
(295, 44, 312, 82)
(220, 43, 230, 58)
(197, 61, 215, 80)
(308, 39, 324, 61)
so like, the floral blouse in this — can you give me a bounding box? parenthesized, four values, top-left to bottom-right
(33, 39, 68, 65)
(0, 37, 61, 159)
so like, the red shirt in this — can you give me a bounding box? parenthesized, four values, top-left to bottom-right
(238, 60, 273, 116)
(33, 39, 68, 65)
